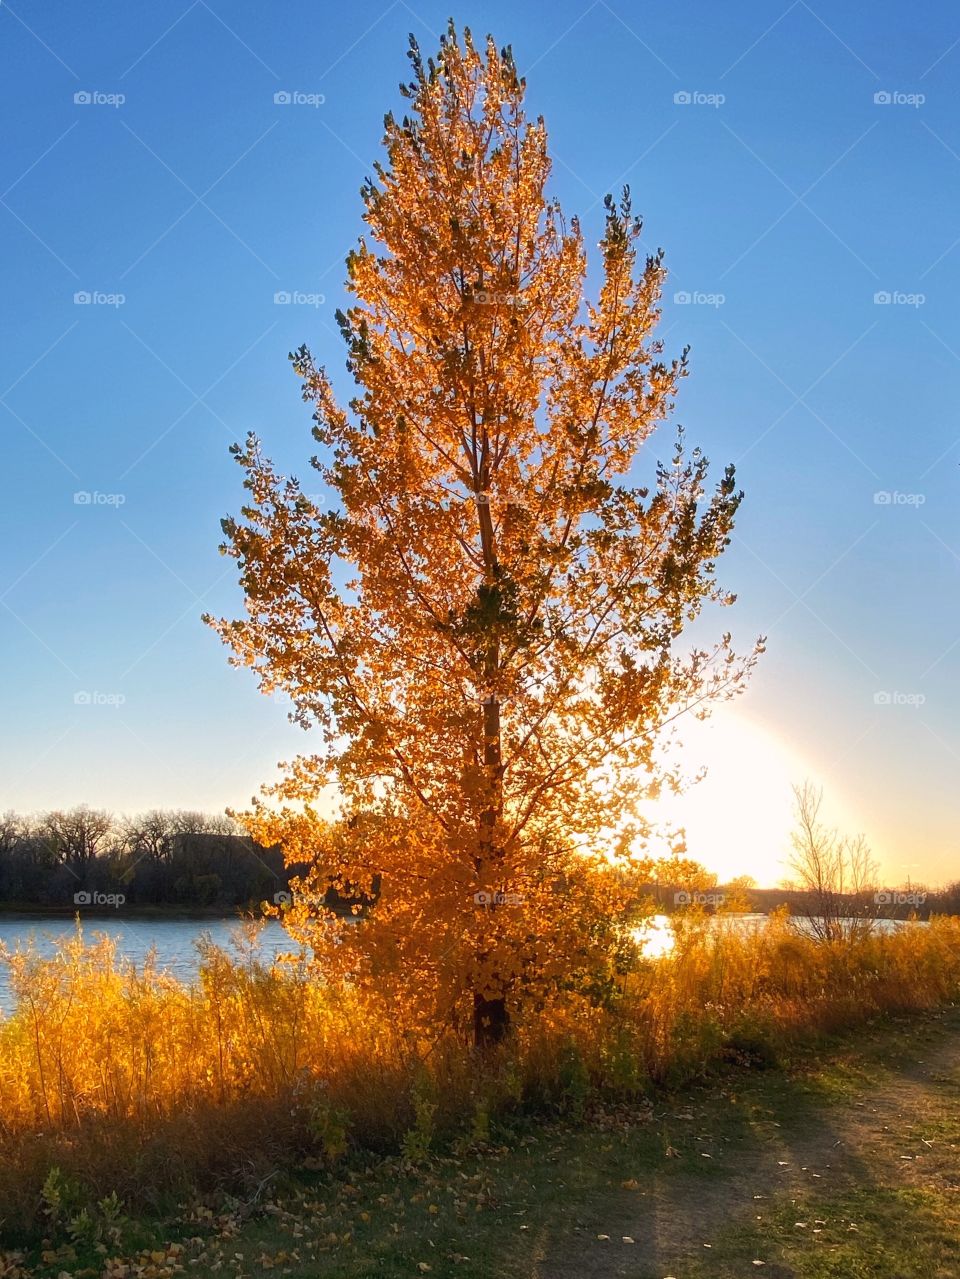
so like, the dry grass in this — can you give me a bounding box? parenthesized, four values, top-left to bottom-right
(1, 913, 959, 1240)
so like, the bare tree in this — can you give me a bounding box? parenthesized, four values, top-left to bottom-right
(785, 782, 877, 942)
(119, 810, 176, 864)
(41, 806, 115, 871)
(0, 811, 23, 858)
(169, 811, 237, 838)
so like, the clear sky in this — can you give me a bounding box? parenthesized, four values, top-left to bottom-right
(2, 0, 959, 886)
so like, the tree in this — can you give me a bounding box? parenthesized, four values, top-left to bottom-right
(120, 810, 176, 865)
(785, 782, 877, 942)
(41, 806, 114, 872)
(207, 25, 761, 1047)
(0, 811, 23, 860)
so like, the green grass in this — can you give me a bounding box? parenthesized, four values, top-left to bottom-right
(11, 1007, 960, 1279)
(681, 1184, 960, 1278)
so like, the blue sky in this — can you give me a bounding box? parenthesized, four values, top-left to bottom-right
(2, 0, 959, 883)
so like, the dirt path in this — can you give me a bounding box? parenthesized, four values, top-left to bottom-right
(534, 1012, 960, 1278)
(73, 1010, 960, 1279)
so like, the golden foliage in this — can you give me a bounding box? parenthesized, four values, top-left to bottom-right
(206, 24, 762, 1040)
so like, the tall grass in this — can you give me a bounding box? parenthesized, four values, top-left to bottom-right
(1, 914, 959, 1240)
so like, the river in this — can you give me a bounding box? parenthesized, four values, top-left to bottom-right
(0, 911, 924, 1014)
(0, 914, 292, 1014)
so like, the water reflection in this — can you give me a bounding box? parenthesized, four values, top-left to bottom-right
(634, 912, 923, 959)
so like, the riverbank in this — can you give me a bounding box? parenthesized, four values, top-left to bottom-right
(0, 903, 254, 919)
(9, 1002, 960, 1278)
(0, 899, 363, 920)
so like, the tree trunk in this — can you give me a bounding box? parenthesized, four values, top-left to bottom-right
(473, 483, 509, 1049)
(474, 989, 509, 1049)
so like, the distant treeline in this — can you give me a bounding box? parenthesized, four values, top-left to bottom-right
(3, 807, 953, 921)
(0, 807, 292, 911)
(647, 882, 960, 921)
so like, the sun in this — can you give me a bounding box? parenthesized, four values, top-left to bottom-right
(645, 707, 813, 886)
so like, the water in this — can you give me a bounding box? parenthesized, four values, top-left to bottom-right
(0, 912, 924, 1014)
(635, 911, 923, 958)
(0, 914, 292, 1015)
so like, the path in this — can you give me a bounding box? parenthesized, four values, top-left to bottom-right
(534, 1011, 960, 1278)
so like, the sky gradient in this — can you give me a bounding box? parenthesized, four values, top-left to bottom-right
(2, 0, 959, 885)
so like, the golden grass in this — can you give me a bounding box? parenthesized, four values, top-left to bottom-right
(1, 913, 959, 1239)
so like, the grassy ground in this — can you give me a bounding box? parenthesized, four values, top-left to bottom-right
(14, 1006, 960, 1279)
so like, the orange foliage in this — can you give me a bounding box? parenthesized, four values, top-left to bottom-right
(206, 25, 762, 1043)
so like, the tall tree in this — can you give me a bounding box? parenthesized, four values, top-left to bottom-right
(208, 25, 761, 1046)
